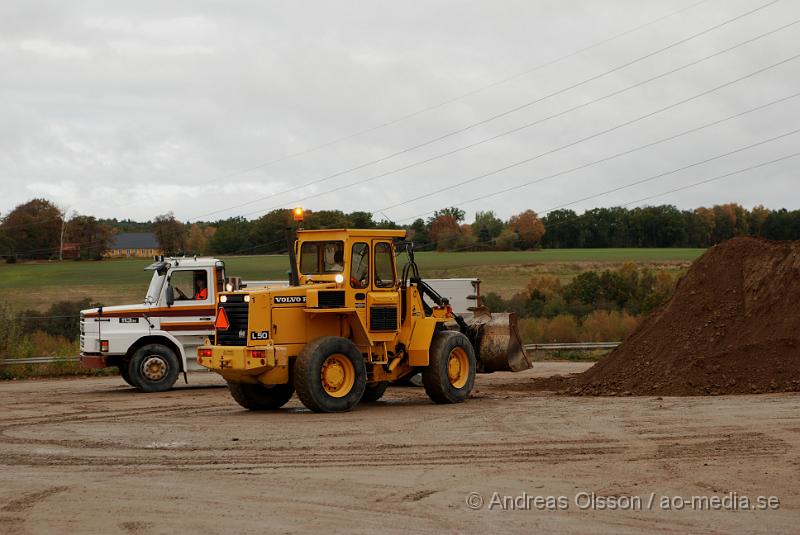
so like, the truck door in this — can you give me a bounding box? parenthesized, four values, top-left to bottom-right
(163, 268, 216, 367)
(367, 241, 400, 339)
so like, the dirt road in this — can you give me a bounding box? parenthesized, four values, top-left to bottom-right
(1, 363, 798, 534)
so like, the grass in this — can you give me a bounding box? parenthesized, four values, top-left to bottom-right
(0, 248, 704, 310)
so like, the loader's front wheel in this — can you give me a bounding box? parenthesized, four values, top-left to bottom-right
(227, 382, 295, 410)
(294, 337, 366, 412)
(422, 331, 476, 404)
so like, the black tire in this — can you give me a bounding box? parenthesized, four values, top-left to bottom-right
(422, 331, 476, 404)
(128, 344, 180, 393)
(228, 381, 295, 410)
(362, 381, 389, 402)
(118, 361, 134, 387)
(294, 336, 366, 413)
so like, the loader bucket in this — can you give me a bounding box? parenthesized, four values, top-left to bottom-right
(464, 308, 532, 373)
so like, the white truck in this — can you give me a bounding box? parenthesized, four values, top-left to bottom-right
(80, 256, 479, 392)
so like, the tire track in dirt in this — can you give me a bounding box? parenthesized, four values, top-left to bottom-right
(0, 438, 626, 470)
(0, 486, 70, 535)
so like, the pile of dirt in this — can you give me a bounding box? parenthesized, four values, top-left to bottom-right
(561, 237, 800, 396)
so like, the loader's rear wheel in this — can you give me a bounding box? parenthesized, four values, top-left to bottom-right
(294, 337, 366, 413)
(422, 331, 476, 404)
(227, 382, 295, 410)
(128, 344, 179, 393)
(362, 381, 389, 402)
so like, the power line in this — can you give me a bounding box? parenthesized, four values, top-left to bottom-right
(186, 0, 712, 187)
(540, 128, 800, 213)
(410, 150, 800, 253)
(3, 0, 713, 233)
(619, 152, 800, 208)
(188, 0, 779, 222)
(245, 17, 798, 220)
(394, 91, 800, 222)
(3, 3, 788, 255)
(0, 0, 776, 246)
(373, 18, 799, 215)
(370, 51, 800, 220)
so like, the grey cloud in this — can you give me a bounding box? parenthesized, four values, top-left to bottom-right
(0, 0, 798, 223)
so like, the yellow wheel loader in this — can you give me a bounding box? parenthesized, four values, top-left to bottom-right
(197, 220, 530, 412)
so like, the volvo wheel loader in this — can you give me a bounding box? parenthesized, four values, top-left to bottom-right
(197, 218, 530, 413)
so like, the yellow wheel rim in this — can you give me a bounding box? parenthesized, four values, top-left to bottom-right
(321, 354, 355, 398)
(447, 347, 469, 389)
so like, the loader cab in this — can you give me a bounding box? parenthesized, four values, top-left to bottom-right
(295, 229, 404, 336)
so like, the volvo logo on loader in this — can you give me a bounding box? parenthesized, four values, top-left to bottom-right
(274, 295, 306, 304)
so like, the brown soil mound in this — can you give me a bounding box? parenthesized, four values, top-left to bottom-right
(565, 237, 800, 396)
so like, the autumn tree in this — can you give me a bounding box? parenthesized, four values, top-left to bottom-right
(749, 204, 770, 235)
(508, 209, 545, 249)
(0, 198, 63, 259)
(187, 223, 215, 255)
(66, 215, 113, 259)
(428, 214, 463, 251)
(152, 212, 187, 255)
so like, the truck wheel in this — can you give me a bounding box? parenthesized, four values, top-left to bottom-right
(128, 344, 180, 393)
(118, 361, 134, 387)
(228, 382, 295, 410)
(362, 381, 389, 402)
(422, 331, 476, 404)
(294, 336, 366, 413)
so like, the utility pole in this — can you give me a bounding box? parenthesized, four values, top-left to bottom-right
(58, 206, 70, 261)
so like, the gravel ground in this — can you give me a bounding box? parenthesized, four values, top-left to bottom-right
(1, 363, 798, 534)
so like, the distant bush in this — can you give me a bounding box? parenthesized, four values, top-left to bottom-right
(19, 299, 92, 341)
(518, 311, 641, 344)
(486, 265, 672, 343)
(485, 264, 678, 321)
(1, 299, 84, 360)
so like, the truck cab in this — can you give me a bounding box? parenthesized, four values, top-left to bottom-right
(80, 257, 225, 391)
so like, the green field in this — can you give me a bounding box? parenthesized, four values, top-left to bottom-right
(0, 248, 704, 310)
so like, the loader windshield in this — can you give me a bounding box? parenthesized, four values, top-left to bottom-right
(300, 241, 344, 274)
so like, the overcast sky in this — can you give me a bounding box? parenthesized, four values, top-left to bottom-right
(0, 0, 798, 224)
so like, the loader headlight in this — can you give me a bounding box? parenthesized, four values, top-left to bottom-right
(334, 274, 344, 284)
(244, 294, 251, 302)
(220, 295, 227, 303)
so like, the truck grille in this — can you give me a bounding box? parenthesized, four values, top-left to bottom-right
(216, 295, 249, 346)
(318, 290, 345, 308)
(370, 307, 398, 331)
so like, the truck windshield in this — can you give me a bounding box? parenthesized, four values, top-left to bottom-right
(145, 271, 166, 304)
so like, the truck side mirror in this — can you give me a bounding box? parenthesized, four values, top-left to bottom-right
(165, 285, 174, 306)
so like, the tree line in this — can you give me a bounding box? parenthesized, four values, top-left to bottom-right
(2, 198, 800, 260)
